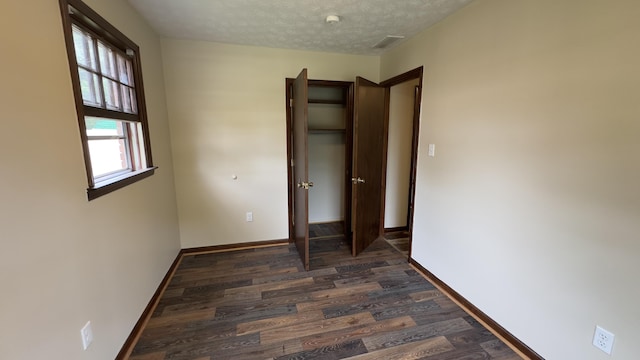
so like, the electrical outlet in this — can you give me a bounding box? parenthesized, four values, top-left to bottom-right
(246, 212, 253, 222)
(593, 325, 614, 355)
(80, 321, 93, 350)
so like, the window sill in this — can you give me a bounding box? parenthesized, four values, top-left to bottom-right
(87, 167, 157, 201)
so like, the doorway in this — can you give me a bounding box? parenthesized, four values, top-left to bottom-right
(380, 68, 423, 258)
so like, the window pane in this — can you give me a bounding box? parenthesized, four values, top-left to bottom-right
(97, 41, 117, 79)
(72, 26, 98, 71)
(134, 122, 147, 168)
(121, 85, 138, 114)
(85, 118, 130, 179)
(87, 138, 129, 178)
(102, 78, 121, 110)
(129, 83, 138, 114)
(78, 68, 103, 107)
(126, 60, 135, 87)
(124, 122, 147, 171)
(117, 54, 133, 85)
(85, 117, 125, 137)
(129, 122, 143, 169)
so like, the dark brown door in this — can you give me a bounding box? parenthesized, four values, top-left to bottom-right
(293, 69, 311, 270)
(352, 77, 388, 256)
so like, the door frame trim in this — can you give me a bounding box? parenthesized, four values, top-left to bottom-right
(285, 78, 294, 243)
(380, 66, 424, 259)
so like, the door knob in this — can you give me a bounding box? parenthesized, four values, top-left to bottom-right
(297, 180, 314, 190)
(351, 177, 365, 184)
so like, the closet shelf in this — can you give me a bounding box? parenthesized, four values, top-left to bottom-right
(308, 128, 346, 134)
(308, 99, 345, 105)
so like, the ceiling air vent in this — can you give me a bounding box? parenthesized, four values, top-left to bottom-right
(372, 35, 405, 49)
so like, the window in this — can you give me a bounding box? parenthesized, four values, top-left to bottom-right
(59, 0, 155, 200)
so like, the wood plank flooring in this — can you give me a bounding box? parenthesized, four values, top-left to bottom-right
(129, 234, 522, 360)
(383, 230, 410, 257)
(309, 222, 345, 238)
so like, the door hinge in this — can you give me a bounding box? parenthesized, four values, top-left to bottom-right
(291, 158, 294, 167)
(290, 98, 293, 107)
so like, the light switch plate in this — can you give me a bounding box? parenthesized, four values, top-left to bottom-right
(428, 144, 435, 157)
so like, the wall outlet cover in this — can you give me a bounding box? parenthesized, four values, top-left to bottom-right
(593, 325, 614, 355)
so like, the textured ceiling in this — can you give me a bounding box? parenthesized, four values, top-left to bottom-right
(127, 0, 475, 55)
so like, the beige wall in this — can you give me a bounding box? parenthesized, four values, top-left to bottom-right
(382, 0, 640, 358)
(0, 0, 180, 359)
(161, 39, 379, 248)
(384, 79, 419, 228)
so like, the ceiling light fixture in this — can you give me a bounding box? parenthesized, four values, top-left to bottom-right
(325, 15, 340, 24)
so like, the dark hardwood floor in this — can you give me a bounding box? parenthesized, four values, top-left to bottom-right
(383, 230, 410, 257)
(309, 222, 345, 238)
(129, 232, 522, 359)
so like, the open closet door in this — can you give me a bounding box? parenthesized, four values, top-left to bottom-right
(293, 69, 311, 270)
(352, 77, 387, 256)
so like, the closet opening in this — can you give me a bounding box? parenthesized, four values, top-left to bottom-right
(285, 78, 354, 257)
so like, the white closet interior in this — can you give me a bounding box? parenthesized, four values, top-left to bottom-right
(307, 85, 347, 224)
